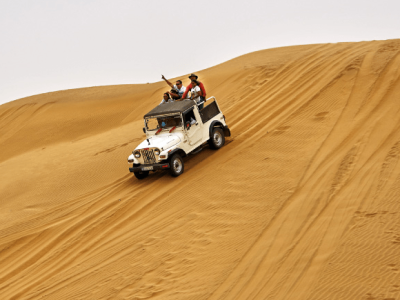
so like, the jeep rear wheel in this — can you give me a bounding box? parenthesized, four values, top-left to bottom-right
(209, 127, 225, 149)
(169, 153, 184, 177)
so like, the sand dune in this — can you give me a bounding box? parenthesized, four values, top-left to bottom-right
(1, 39, 400, 299)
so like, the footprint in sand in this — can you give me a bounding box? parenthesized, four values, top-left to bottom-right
(314, 111, 329, 121)
(273, 126, 290, 135)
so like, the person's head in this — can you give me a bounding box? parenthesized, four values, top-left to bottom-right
(176, 80, 182, 88)
(170, 89, 180, 99)
(169, 89, 179, 100)
(188, 73, 198, 80)
(163, 93, 170, 100)
(191, 80, 199, 86)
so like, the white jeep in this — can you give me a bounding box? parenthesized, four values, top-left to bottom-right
(128, 97, 230, 179)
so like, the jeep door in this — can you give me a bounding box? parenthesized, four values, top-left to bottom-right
(183, 108, 202, 146)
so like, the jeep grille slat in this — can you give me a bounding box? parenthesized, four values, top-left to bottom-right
(141, 149, 156, 164)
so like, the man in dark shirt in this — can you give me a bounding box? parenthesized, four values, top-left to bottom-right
(167, 88, 181, 101)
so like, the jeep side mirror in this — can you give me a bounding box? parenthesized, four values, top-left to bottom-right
(186, 121, 191, 130)
(143, 127, 146, 133)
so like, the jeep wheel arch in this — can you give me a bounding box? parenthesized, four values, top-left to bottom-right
(168, 148, 187, 159)
(209, 120, 224, 139)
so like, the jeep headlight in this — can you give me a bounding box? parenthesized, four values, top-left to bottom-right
(154, 149, 160, 155)
(134, 151, 141, 158)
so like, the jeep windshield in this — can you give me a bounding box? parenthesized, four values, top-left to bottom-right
(145, 115, 182, 131)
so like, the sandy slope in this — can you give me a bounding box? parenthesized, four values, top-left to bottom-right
(1, 39, 400, 299)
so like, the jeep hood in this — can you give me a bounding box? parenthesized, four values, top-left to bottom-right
(135, 134, 182, 151)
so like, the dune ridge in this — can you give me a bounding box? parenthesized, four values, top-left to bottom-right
(1, 39, 400, 299)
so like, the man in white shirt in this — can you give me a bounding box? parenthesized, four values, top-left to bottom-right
(161, 75, 186, 99)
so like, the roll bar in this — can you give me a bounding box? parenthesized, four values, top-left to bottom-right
(197, 96, 216, 107)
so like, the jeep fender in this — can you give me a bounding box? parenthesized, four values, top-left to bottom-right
(168, 148, 187, 159)
(209, 121, 231, 138)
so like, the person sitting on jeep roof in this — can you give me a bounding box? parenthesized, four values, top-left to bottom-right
(159, 93, 174, 105)
(161, 75, 186, 98)
(167, 88, 181, 100)
(181, 73, 206, 101)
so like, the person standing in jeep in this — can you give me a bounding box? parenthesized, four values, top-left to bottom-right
(161, 75, 186, 99)
(181, 74, 207, 103)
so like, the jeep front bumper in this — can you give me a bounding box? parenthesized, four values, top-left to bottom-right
(129, 163, 170, 172)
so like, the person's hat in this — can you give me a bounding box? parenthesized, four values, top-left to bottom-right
(188, 73, 198, 79)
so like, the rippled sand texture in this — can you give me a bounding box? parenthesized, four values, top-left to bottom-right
(1, 40, 400, 299)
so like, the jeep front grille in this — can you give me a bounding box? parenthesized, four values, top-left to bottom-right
(141, 149, 156, 164)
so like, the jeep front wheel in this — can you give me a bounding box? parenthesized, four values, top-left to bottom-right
(134, 170, 149, 180)
(169, 153, 184, 177)
(133, 164, 149, 180)
(209, 127, 225, 149)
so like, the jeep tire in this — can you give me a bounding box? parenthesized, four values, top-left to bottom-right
(133, 164, 149, 180)
(209, 127, 225, 149)
(134, 171, 149, 179)
(169, 153, 184, 177)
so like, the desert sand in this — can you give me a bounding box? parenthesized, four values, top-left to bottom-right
(1, 39, 400, 299)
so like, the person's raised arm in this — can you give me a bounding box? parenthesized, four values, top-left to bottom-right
(181, 83, 193, 99)
(161, 75, 174, 88)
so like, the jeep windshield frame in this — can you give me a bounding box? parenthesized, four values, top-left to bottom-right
(145, 113, 184, 131)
